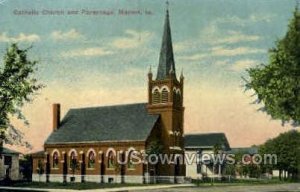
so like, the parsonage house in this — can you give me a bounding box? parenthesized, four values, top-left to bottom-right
(0, 147, 20, 181)
(32, 8, 186, 184)
(184, 133, 231, 180)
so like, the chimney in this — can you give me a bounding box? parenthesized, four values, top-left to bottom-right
(53, 103, 61, 131)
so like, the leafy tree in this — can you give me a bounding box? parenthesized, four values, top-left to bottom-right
(0, 43, 43, 153)
(212, 143, 222, 175)
(259, 130, 300, 180)
(245, 6, 300, 126)
(146, 139, 163, 156)
(146, 139, 163, 179)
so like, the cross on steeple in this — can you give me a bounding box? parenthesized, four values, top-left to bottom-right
(166, 1, 169, 11)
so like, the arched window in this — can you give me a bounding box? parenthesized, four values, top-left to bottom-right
(107, 151, 114, 168)
(88, 151, 95, 169)
(69, 151, 77, 168)
(127, 151, 135, 169)
(152, 89, 160, 104)
(52, 152, 59, 168)
(176, 92, 181, 104)
(161, 88, 169, 103)
(173, 89, 177, 104)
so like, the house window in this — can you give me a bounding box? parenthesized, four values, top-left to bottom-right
(4, 156, 12, 167)
(152, 89, 160, 104)
(161, 88, 169, 103)
(69, 151, 77, 168)
(88, 151, 95, 169)
(52, 152, 59, 168)
(107, 151, 114, 168)
(128, 151, 135, 169)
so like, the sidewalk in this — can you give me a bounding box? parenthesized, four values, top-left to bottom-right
(0, 183, 194, 192)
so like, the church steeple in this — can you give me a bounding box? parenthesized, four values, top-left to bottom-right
(156, 4, 176, 80)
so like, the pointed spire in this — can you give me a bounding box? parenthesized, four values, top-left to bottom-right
(180, 68, 184, 78)
(156, 1, 176, 80)
(148, 65, 153, 81)
(148, 65, 152, 74)
(180, 68, 184, 83)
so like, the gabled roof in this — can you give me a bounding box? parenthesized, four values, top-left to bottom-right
(29, 151, 45, 157)
(184, 133, 230, 150)
(45, 103, 159, 145)
(228, 147, 258, 155)
(1, 147, 20, 155)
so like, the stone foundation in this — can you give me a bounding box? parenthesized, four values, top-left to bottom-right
(32, 174, 185, 184)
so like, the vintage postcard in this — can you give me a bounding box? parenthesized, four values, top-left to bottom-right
(0, 0, 299, 191)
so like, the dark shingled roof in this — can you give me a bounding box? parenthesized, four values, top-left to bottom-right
(184, 133, 230, 150)
(45, 103, 159, 144)
(1, 147, 20, 155)
(228, 147, 258, 155)
(29, 151, 45, 157)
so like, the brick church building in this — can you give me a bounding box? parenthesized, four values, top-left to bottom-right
(32, 7, 186, 183)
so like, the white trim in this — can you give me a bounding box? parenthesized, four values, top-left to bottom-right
(173, 87, 181, 95)
(106, 148, 116, 157)
(169, 146, 182, 151)
(161, 85, 170, 92)
(87, 148, 97, 158)
(151, 86, 160, 93)
(68, 149, 78, 157)
(51, 149, 60, 157)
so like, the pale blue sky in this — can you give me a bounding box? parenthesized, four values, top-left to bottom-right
(0, 0, 297, 151)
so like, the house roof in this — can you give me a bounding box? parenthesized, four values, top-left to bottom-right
(184, 133, 230, 150)
(29, 151, 45, 157)
(227, 147, 258, 155)
(1, 147, 20, 155)
(45, 103, 159, 145)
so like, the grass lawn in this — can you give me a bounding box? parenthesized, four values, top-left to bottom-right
(10, 181, 153, 190)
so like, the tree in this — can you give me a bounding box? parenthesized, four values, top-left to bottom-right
(245, 6, 300, 126)
(0, 43, 43, 153)
(146, 139, 163, 181)
(259, 130, 300, 180)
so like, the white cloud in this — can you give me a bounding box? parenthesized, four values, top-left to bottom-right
(211, 46, 265, 57)
(112, 30, 152, 49)
(0, 32, 40, 42)
(61, 47, 113, 57)
(213, 31, 261, 45)
(215, 60, 229, 66)
(178, 53, 207, 61)
(174, 42, 188, 52)
(216, 13, 274, 26)
(230, 59, 259, 71)
(51, 29, 83, 40)
(249, 14, 273, 23)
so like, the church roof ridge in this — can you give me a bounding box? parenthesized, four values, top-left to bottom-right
(69, 102, 148, 111)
